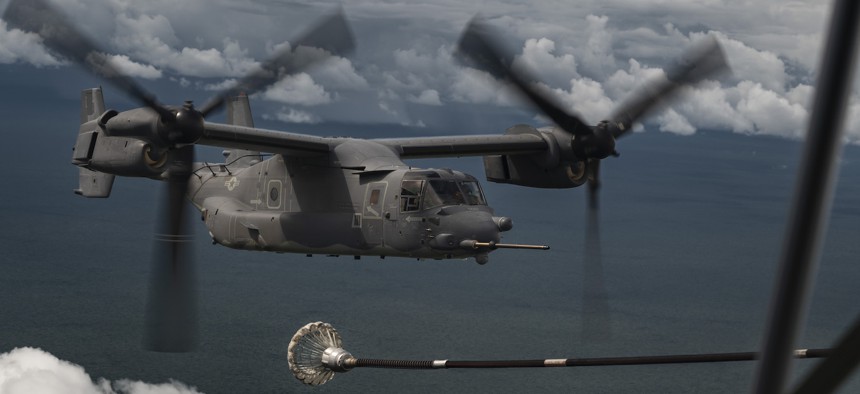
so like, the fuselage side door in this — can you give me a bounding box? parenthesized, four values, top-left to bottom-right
(361, 182, 387, 246)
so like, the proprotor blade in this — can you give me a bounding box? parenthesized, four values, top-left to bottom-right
(582, 160, 611, 341)
(3, 0, 172, 120)
(586, 159, 601, 211)
(455, 17, 591, 137)
(199, 9, 355, 117)
(609, 36, 728, 139)
(144, 146, 197, 352)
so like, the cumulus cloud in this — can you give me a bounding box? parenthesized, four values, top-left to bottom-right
(511, 38, 579, 88)
(0, 20, 64, 66)
(407, 89, 442, 105)
(695, 31, 788, 92)
(544, 78, 615, 124)
(605, 59, 667, 101)
(733, 81, 808, 137)
(307, 55, 368, 90)
(450, 68, 518, 106)
(261, 73, 332, 106)
(263, 107, 320, 124)
(579, 15, 616, 77)
(657, 108, 695, 135)
(493, 15, 844, 142)
(110, 10, 258, 78)
(106, 55, 162, 79)
(0, 347, 201, 394)
(4, 0, 860, 143)
(202, 78, 237, 92)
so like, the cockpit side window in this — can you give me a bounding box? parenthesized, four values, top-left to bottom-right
(459, 181, 487, 205)
(400, 179, 423, 212)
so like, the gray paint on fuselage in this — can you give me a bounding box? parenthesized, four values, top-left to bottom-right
(189, 137, 500, 259)
(191, 140, 407, 256)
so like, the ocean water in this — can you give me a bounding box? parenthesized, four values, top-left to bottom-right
(1, 90, 860, 393)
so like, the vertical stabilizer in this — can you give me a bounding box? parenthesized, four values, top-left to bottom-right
(74, 87, 114, 198)
(224, 93, 262, 167)
(80, 87, 105, 123)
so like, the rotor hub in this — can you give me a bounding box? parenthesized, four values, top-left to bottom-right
(571, 122, 617, 160)
(160, 101, 204, 145)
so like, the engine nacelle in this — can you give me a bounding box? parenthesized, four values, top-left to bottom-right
(72, 118, 167, 178)
(100, 107, 167, 143)
(483, 124, 588, 189)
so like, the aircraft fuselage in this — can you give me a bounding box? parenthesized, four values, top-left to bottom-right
(190, 139, 510, 263)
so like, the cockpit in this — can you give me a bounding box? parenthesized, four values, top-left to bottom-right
(400, 170, 487, 212)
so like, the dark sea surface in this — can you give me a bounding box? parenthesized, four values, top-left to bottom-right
(1, 78, 860, 393)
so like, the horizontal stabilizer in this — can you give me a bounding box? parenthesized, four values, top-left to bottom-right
(74, 167, 114, 198)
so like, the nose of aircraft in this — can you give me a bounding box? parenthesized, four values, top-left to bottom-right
(428, 209, 501, 250)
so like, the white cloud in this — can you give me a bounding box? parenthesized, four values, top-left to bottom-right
(545, 78, 615, 124)
(111, 12, 258, 78)
(657, 108, 695, 135)
(309, 55, 368, 90)
(384, 47, 455, 100)
(5, 0, 860, 143)
(111, 12, 179, 58)
(698, 31, 788, 92)
(668, 81, 753, 133)
(392, 47, 452, 79)
(650, 79, 809, 138)
(270, 45, 368, 90)
(111, 380, 201, 394)
(786, 83, 813, 108)
(0, 347, 201, 394)
(107, 55, 161, 79)
(512, 38, 579, 88)
(578, 15, 616, 77)
(407, 89, 442, 105)
(263, 107, 320, 124)
(378, 100, 398, 116)
(0, 20, 64, 66)
(605, 59, 666, 101)
(261, 73, 332, 106)
(733, 80, 808, 138)
(202, 78, 237, 92)
(450, 68, 517, 106)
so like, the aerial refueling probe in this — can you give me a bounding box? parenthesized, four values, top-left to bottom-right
(287, 322, 832, 386)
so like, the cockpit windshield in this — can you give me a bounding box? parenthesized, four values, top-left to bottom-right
(400, 173, 487, 212)
(459, 181, 486, 205)
(423, 180, 486, 209)
(425, 180, 465, 207)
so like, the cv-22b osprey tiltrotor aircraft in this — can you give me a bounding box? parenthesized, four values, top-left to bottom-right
(4, 0, 727, 351)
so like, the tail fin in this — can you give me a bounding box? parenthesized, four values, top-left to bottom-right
(80, 87, 105, 124)
(224, 93, 262, 167)
(73, 88, 115, 198)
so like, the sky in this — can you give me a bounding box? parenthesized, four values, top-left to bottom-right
(1, 0, 858, 392)
(0, 0, 854, 142)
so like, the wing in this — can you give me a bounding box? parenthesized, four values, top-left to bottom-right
(374, 133, 548, 159)
(197, 122, 582, 189)
(199, 123, 552, 159)
(199, 122, 333, 156)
